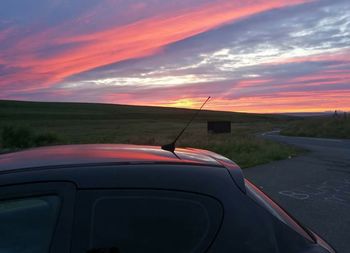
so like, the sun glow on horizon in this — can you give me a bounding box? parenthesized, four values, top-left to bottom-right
(159, 98, 199, 109)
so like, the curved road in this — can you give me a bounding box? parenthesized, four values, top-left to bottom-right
(244, 133, 350, 253)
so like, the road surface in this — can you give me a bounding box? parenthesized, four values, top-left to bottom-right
(244, 133, 350, 253)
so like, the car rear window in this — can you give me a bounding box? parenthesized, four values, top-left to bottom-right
(87, 192, 222, 253)
(0, 195, 60, 253)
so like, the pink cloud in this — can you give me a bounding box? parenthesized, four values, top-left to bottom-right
(0, 0, 310, 93)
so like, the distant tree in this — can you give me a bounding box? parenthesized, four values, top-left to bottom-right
(333, 110, 338, 118)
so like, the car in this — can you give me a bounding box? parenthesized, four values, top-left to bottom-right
(0, 144, 335, 253)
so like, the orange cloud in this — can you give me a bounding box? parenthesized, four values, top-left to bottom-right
(1, 0, 310, 92)
(103, 63, 350, 113)
(151, 90, 350, 113)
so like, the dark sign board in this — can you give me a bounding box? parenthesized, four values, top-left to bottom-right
(207, 121, 231, 134)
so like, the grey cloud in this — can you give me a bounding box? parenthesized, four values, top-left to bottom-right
(68, 0, 350, 90)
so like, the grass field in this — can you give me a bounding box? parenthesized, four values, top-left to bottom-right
(281, 115, 350, 139)
(0, 100, 301, 168)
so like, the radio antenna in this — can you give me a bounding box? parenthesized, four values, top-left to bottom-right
(161, 96, 211, 152)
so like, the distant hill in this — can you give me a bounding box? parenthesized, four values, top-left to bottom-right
(282, 111, 349, 117)
(282, 112, 333, 117)
(0, 99, 295, 123)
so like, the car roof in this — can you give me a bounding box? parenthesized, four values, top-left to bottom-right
(0, 144, 246, 194)
(0, 144, 225, 172)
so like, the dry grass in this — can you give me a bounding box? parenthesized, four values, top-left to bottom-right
(0, 100, 300, 168)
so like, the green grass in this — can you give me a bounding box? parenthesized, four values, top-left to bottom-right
(281, 116, 350, 139)
(0, 100, 300, 168)
(1, 125, 60, 149)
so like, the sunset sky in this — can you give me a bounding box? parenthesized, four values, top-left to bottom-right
(0, 0, 349, 113)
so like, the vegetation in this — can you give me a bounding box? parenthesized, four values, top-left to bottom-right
(0, 100, 300, 168)
(1, 125, 60, 149)
(281, 115, 350, 139)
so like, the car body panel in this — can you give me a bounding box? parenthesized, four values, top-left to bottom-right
(0, 144, 245, 198)
(0, 144, 221, 172)
(0, 144, 335, 253)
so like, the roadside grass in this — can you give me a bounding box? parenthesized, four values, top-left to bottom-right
(281, 116, 350, 139)
(179, 132, 299, 168)
(1, 125, 60, 149)
(0, 100, 300, 168)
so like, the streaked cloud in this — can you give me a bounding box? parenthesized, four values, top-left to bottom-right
(1, 0, 349, 112)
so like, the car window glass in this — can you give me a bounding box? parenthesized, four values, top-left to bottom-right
(90, 196, 214, 253)
(0, 195, 60, 253)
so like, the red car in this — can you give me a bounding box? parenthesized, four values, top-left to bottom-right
(0, 144, 335, 253)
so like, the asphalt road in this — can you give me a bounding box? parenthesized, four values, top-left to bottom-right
(244, 133, 350, 253)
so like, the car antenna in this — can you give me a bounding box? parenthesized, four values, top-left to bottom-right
(161, 96, 211, 153)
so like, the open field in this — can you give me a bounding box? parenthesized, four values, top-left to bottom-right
(0, 100, 301, 168)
